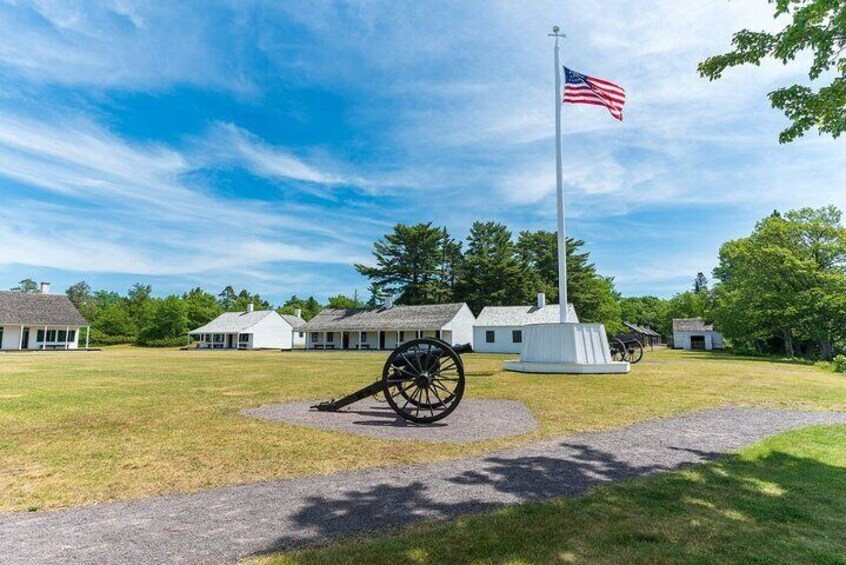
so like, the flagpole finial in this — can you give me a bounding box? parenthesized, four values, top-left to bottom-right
(548, 26, 565, 38)
(552, 25, 559, 33)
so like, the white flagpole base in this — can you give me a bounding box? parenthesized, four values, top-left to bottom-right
(503, 322, 630, 375)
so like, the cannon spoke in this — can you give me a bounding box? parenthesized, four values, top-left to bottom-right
(381, 337, 466, 424)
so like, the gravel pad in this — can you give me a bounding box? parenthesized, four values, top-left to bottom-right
(2, 408, 845, 565)
(242, 399, 539, 442)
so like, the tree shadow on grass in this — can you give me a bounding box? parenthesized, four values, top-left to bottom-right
(256, 446, 846, 564)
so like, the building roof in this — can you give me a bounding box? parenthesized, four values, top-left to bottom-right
(672, 318, 715, 332)
(280, 314, 306, 329)
(189, 310, 281, 334)
(623, 322, 661, 337)
(475, 303, 579, 327)
(0, 291, 88, 326)
(302, 303, 468, 332)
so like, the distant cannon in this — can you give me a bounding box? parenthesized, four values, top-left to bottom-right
(610, 338, 644, 364)
(312, 338, 472, 423)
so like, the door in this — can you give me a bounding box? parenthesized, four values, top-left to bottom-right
(21, 327, 30, 349)
(690, 335, 706, 350)
(227, 334, 234, 349)
(379, 331, 386, 350)
(342, 332, 350, 350)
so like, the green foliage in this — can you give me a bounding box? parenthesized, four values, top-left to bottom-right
(65, 281, 98, 321)
(699, 0, 846, 143)
(456, 221, 535, 314)
(137, 296, 188, 346)
(833, 354, 846, 372)
(355, 221, 624, 330)
(712, 206, 846, 359)
(182, 288, 223, 330)
(11, 278, 38, 293)
(92, 304, 137, 337)
(355, 223, 460, 305)
(326, 294, 365, 309)
(619, 296, 670, 336)
(278, 295, 322, 321)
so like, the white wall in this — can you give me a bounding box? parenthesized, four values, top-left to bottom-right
(673, 331, 724, 350)
(473, 326, 525, 354)
(445, 304, 476, 348)
(0, 325, 82, 350)
(292, 330, 306, 347)
(250, 313, 293, 349)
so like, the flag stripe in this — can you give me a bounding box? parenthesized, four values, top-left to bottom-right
(562, 66, 626, 121)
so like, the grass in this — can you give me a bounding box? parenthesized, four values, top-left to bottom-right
(252, 424, 846, 564)
(1, 347, 845, 512)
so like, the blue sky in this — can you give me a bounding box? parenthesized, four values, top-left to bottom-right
(0, 1, 843, 304)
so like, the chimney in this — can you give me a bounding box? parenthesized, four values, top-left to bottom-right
(247, 303, 255, 313)
(385, 292, 394, 309)
(537, 292, 546, 309)
(294, 308, 302, 319)
(40, 282, 51, 295)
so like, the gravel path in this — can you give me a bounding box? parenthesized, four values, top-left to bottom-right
(2, 408, 844, 565)
(243, 399, 538, 442)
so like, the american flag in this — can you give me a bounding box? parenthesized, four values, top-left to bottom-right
(563, 67, 626, 121)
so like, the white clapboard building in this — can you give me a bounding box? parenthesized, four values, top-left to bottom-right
(474, 293, 578, 354)
(672, 318, 724, 351)
(189, 304, 299, 350)
(301, 300, 475, 350)
(0, 283, 90, 350)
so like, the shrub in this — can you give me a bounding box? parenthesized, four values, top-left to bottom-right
(135, 336, 189, 348)
(833, 355, 846, 373)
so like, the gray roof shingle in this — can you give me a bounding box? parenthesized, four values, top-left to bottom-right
(302, 303, 467, 332)
(474, 304, 578, 327)
(189, 310, 279, 334)
(0, 291, 88, 326)
(672, 318, 715, 332)
(280, 314, 306, 329)
(624, 322, 661, 337)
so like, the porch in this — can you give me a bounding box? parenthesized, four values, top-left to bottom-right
(306, 329, 450, 351)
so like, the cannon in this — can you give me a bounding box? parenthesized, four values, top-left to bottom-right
(610, 337, 644, 364)
(312, 338, 472, 423)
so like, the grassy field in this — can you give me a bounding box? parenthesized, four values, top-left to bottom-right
(1, 347, 845, 512)
(255, 424, 846, 564)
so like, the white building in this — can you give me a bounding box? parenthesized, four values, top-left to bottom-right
(281, 309, 307, 347)
(189, 305, 297, 350)
(301, 301, 475, 350)
(0, 283, 90, 350)
(672, 318, 724, 351)
(474, 293, 578, 354)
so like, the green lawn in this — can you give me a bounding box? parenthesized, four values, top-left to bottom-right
(254, 425, 846, 564)
(1, 347, 845, 512)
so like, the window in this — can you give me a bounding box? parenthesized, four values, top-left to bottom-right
(485, 330, 495, 343)
(46, 330, 57, 342)
(58, 330, 67, 342)
(326, 332, 334, 342)
(67, 330, 76, 342)
(512, 330, 522, 343)
(213, 334, 224, 343)
(299, 332, 304, 338)
(311, 333, 319, 342)
(361, 331, 368, 341)
(239, 334, 249, 343)
(0, 327, 4, 345)
(37, 329, 45, 342)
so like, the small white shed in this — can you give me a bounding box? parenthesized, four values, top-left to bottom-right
(189, 305, 295, 350)
(672, 318, 724, 351)
(474, 293, 579, 354)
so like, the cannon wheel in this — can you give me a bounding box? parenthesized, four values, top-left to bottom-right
(382, 338, 465, 423)
(625, 340, 644, 364)
(609, 338, 627, 362)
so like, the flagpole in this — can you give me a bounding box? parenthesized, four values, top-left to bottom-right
(551, 26, 568, 323)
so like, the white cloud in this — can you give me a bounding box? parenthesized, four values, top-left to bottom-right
(0, 112, 379, 276)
